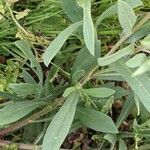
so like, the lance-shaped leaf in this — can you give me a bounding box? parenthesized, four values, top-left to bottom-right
(60, 0, 83, 23)
(72, 47, 97, 74)
(0, 101, 45, 126)
(98, 44, 134, 66)
(77, 107, 118, 133)
(82, 0, 95, 55)
(15, 40, 36, 68)
(125, 53, 147, 68)
(96, 0, 143, 28)
(9, 83, 40, 96)
(111, 60, 150, 112)
(127, 22, 150, 43)
(132, 59, 150, 76)
(42, 92, 79, 150)
(118, 0, 137, 35)
(83, 87, 115, 98)
(43, 21, 82, 66)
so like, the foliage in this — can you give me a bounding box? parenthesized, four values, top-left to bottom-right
(0, 0, 150, 150)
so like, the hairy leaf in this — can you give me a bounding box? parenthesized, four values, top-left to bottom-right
(98, 44, 134, 66)
(77, 107, 118, 133)
(72, 47, 97, 74)
(132, 59, 150, 76)
(43, 21, 82, 66)
(126, 53, 147, 68)
(95, 0, 143, 28)
(42, 92, 79, 150)
(82, 0, 95, 55)
(0, 101, 45, 126)
(83, 87, 115, 98)
(14, 40, 36, 67)
(9, 83, 40, 96)
(111, 60, 150, 112)
(118, 0, 137, 34)
(60, 0, 83, 22)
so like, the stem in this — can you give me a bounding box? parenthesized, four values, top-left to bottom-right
(0, 98, 64, 136)
(79, 66, 99, 86)
(7, 6, 27, 35)
(106, 13, 150, 55)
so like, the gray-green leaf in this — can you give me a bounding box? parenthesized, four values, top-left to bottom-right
(119, 139, 127, 150)
(14, 40, 36, 68)
(125, 53, 147, 68)
(95, 0, 143, 28)
(111, 60, 150, 112)
(118, 0, 137, 35)
(77, 107, 118, 133)
(0, 101, 45, 126)
(9, 83, 40, 96)
(98, 44, 134, 66)
(83, 87, 115, 98)
(132, 59, 150, 76)
(43, 21, 82, 66)
(42, 92, 79, 150)
(82, 0, 95, 55)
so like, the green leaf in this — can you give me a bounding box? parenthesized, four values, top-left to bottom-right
(111, 60, 150, 112)
(14, 40, 36, 67)
(126, 53, 147, 68)
(127, 22, 150, 43)
(0, 91, 23, 101)
(98, 44, 134, 66)
(42, 92, 79, 150)
(77, 107, 118, 133)
(118, 0, 137, 34)
(71, 69, 85, 84)
(141, 35, 150, 49)
(43, 21, 82, 66)
(101, 96, 114, 114)
(82, 0, 95, 55)
(0, 101, 45, 126)
(63, 87, 76, 97)
(72, 47, 97, 74)
(116, 93, 134, 127)
(94, 72, 124, 81)
(60, 0, 83, 23)
(132, 59, 150, 76)
(95, 0, 143, 28)
(83, 87, 115, 98)
(113, 86, 129, 99)
(69, 120, 84, 134)
(9, 83, 40, 96)
(119, 139, 127, 150)
(104, 134, 117, 149)
(22, 70, 36, 84)
(60, 0, 83, 37)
